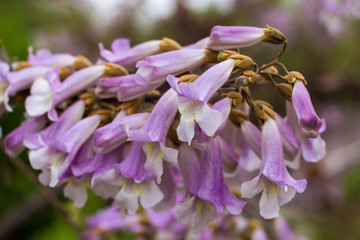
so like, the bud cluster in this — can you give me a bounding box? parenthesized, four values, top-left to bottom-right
(0, 25, 325, 236)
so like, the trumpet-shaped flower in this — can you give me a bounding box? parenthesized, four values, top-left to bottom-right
(241, 118, 306, 219)
(208, 26, 267, 50)
(167, 59, 236, 145)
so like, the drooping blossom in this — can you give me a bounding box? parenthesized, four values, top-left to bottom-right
(241, 117, 306, 219)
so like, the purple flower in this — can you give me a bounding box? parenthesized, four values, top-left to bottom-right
(292, 80, 323, 138)
(208, 26, 267, 50)
(167, 59, 236, 145)
(176, 137, 245, 231)
(99, 38, 162, 69)
(241, 118, 307, 219)
(25, 65, 105, 120)
(25, 100, 100, 187)
(286, 102, 326, 163)
(135, 49, 206, 85)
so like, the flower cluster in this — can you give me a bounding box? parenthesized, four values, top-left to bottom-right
(82, 207, 308, 240)
(0, 25, 325, 233)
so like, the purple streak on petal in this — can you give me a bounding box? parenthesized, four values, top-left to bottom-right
(197, 138, 245, 214)
(128, 89, 178, 145)
(292, 80, 323, 138)
(178, 144, 200, 195)
(113, 142, 153, 183)
(260, 118, 286, 185)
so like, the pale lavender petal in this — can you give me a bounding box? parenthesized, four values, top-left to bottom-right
(240, 176, 264, 198)
(135, 49, 205, 85)
(175, 59, 236, 102)
(208, 26, 266, 50)
(139, 180, 164, 209)
(28, 47, 76, 67)
(277, 187, 296, 206)
(114, 181, 140, 214)
(301, 134, 326, 163)
(100, 39, 161, 68)
(259, 187, 279, 219)
(64, 179, 88, 207)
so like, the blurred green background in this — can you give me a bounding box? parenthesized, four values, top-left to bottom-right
(1, 0, 360, 239)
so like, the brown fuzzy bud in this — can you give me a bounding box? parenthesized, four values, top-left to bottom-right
(158, 37, 181, 53)
(262, 25, 287, 44)
(178, 74, 199, 84)
(104, 63, 129, 76)
(204, 48, 219, 62)
(59, 67, 73, 81)
(72, 56, 92, 70)
(221, 91, 243, 107)
(276, 83, 293, 101)
(119, 98, 142, 115)
(285, 71, 307, 85)
(235, 56, 255, 71)
(229, 108, 249, 127)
